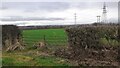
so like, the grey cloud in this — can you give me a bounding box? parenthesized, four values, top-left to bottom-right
(1, 16, 65, 21)
(69, 2, 118, 9)
(1, 2, 117, 12)
(1, 2, 70, 12)
(108, 18, 118, 23)
(1, 2, 118, 25)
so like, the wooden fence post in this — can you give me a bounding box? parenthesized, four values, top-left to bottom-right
(43, 35, 46, 46)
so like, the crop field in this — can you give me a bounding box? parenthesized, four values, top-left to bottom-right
(3, 28, 74, 66)
(22, 29, 68, 47)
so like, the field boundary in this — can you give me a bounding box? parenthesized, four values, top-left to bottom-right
(22, 35, 68, 46)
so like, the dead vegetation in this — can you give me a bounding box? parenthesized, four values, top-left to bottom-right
(33, 41, 46, 49)
(55, 25, 119, 66)
(2, 25, 25, 51)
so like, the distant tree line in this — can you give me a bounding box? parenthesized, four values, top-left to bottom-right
(18, 23, 119, 30)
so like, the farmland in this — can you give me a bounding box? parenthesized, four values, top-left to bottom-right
(3, 28, 76, 66)
(22, 29, 68, 48)
(2, 25, 119, 66)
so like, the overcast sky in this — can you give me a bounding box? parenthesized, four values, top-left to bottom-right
(0, 1, 118, 26)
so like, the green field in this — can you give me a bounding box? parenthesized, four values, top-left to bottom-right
(22, 29, 68, 47)
(2, 28, 72, 66)
(2, 29, 74, 66)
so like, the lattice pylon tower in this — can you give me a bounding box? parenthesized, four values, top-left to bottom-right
(74, 13, 77, 25)
(102, 2, 107, 23)
(97, 16, 101, 23)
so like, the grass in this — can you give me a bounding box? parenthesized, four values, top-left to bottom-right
(22, 29, 68, 47)
(34, 56, 70, 66)
(2, 28, 72, 66)
(2, 57, 15, 66)
(2, 51, 72, 66)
